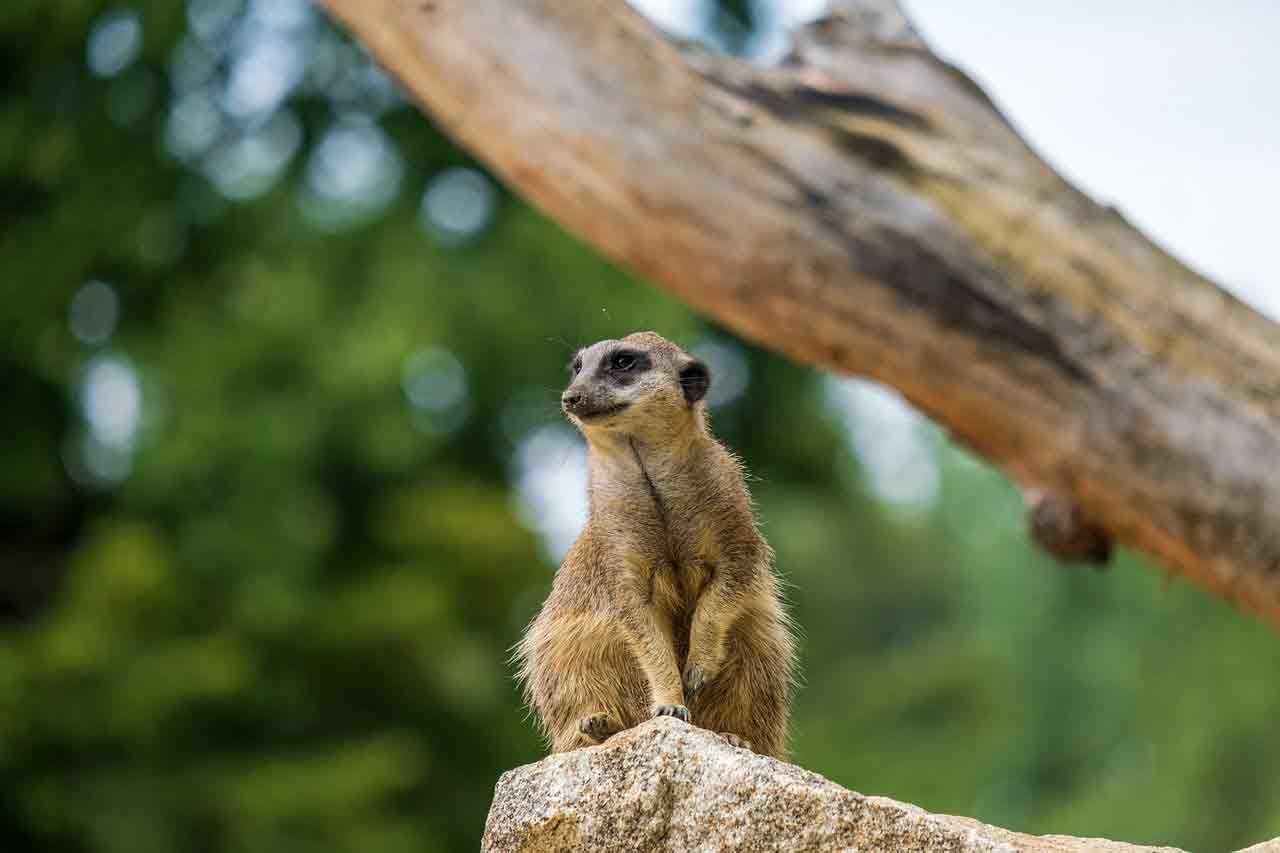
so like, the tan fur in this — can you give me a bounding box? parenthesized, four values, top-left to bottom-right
(514, 332, 797, 757)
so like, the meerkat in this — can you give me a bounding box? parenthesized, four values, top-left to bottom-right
(514, 331, 797, 757)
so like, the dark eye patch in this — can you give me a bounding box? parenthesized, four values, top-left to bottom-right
(567, 354, 583, 375)
(608, 350, 649, 375)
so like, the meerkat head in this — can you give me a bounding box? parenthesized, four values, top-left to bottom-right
(561, 331, 710, 439)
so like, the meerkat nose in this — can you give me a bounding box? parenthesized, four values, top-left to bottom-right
(562, 391, 583, 410)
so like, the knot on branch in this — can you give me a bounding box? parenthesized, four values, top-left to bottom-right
(786, 0, 925, 63)
(1027, 493, 1113, 567)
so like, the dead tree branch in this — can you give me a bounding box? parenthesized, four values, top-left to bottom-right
(321, 0, 1280, 625)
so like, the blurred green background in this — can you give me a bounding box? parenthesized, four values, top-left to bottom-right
(3, 2, 1279, 851)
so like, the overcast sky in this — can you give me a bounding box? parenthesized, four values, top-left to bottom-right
(629, 0, 1280, 319)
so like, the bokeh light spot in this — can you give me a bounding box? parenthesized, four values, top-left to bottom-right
(512, 425, 589, 563)
(301, 119, 404, 229)
(203, 109, 301, 201)
(247, 0, 312, 32)
(188, 0, 243, 45)
(65, 432, 133, 487)
(68, 280, 120, 346)
(223, 29, 306, 120)
(165, 88, 224, 163)
(169, 36, 219, 94)
(691, 337, 749, 408)
(80, 354, 143, 450)
(825, 378, 941, 514)
(87, 9, 144, 79)
(401, 347, 468, 415)
(420, 167, 496, 244)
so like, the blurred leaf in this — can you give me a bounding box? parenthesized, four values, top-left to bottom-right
(202, 732, 428, 823)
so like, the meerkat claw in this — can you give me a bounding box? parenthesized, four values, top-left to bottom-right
(652, 704, 691, 723)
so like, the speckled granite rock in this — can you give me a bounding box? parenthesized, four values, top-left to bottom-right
(1236, 840, 1280, 853)
(482, 717, 1186, 852)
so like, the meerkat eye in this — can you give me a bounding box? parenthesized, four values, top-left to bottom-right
(611, 353, 636, 371)
(569, 357, 582, 375)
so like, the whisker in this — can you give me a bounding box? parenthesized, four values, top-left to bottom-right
(544, 335, 575, 352)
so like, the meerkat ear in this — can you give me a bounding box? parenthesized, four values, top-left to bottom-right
(678, 359, 710, 404)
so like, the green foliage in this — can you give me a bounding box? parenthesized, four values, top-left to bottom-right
(3, 2, 1279, 851)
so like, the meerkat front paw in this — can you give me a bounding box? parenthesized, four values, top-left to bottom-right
(652, 704, 690, 723)
(682, 662, 715, 702)
(578, 712, 621, 743)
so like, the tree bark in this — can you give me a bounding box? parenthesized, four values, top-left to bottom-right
(319, 0, 1280, 625)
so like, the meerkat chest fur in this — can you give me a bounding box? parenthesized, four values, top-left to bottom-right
(587, 428, 751, 614)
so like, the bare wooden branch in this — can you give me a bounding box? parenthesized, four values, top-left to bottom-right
(320, 0, 1280, 625)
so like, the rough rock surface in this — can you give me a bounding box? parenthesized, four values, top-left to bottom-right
(482, 718, 1186, 852)
(1237, 842, 1280, 853)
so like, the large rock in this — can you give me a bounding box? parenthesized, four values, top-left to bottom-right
(1237, 843, 1280, 853)
(482, 717, 1185, 852)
